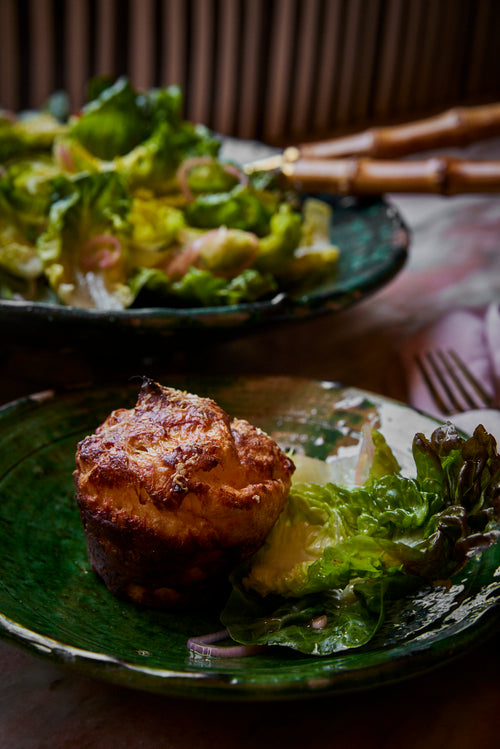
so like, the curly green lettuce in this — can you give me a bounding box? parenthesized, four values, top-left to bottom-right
(221, 423, 500, 655)
(0, 111, 65, 163)
(1, 155, 60, 236)
(130, 264, 277, 308)
(56, 77, 221, 191)
(0, 77, 341, 308)
(37, 171, 133, 309)
(0, 181, 44, 281)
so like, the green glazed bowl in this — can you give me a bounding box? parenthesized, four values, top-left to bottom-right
(0, 195, 408, 343)
(1, 376, 498, 701)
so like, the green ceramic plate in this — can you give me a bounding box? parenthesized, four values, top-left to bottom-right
(0, 195, 408, 343)
(1, 376, 499, 701)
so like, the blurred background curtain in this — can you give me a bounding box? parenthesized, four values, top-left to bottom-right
(1, 0, 499, 146)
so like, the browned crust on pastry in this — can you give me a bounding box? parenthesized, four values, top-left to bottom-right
(74, 379, 294, 607)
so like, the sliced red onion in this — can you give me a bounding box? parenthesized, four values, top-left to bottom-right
(219, 162, 249, 187)
(81, 234, 122, 271)
(163, 242, 202, 278)
(187, 629, 266, 657)
(54, 142, 75, 172)
(176, 157, 249, 203)
(176, 157, 216, 202)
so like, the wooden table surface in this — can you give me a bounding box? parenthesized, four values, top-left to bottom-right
(1, 138, 500, 748)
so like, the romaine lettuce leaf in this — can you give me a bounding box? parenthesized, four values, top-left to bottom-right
(52, 135, 104, 175)
(256, 198, 340, 289)
(37, 171, 134, 309)
(218, 268, 277, 304)
(142, 84, 184, 129)
(179, 158, 241, 197)
(0, 265, 57, 302)
(185, 227, 259, 278)
(1, 156, 60, 236)
(185, 183, 278, 235)
(61, 78, 221, 191)
(126, 192, 185, 267)
(0, 112, 65, 163)
(164, 266, 227, 306)
(116, 120, 220, 191)
(0, 183, 43, 280)
(221, 424, 500, 654)
(132, 264, 277, 307)
(221, 579, 386, 655)
(275, 245, 340, 291)
(68, 77, 150, 160)
(255, 204, 303, 273)
(0, 78, 345, 311)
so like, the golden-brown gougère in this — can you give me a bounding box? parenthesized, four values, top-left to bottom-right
(74, 379, 294, 608)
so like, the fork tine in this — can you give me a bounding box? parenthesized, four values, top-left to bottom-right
(414, 353, 454, 414)
(447, 349, 495, 408)
(426, 350, 466, 412)
(436, 350, 482, 410)
(415, 348, 494, 415)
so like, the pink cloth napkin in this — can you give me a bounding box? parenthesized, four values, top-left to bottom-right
(401, 303, 500, 436)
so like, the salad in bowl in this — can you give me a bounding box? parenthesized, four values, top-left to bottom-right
(0, 77, 340, 311)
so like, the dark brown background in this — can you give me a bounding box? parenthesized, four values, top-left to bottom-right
(1, 0, 499, 146)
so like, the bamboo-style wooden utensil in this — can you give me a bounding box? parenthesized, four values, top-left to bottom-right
(245, 102, 500, 195)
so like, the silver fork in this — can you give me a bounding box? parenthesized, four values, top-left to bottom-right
(414, 349, 495, 415)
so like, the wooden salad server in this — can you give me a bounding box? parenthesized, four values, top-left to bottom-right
(245, 102, 500, 195)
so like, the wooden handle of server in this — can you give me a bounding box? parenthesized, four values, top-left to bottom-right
(282, 157, 500, 195)
(292, 102, 500, 161)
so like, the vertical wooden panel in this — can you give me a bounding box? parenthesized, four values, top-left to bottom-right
(466, 0, 488, 98)
(188, 0, 216, 125)
(213, 0, 240, 135)
(0, 0, 498, 141)
(373, 0, 405, 119)
(64, 0, 89, 109)
(237, 0, 265, 140)
(312, 0, 342, 134)
(450, 0, 472, 103)
(395, 0, 424, 116)
(264, 0, 297, 143)
(431, 0, 458, 108)
(161, 0, 187, 88)
(485, 1, 500, 97)
(289, 0, 321, 138)
(336, 0, 363, 129)
(28, 0, 54, 108)
(0, 0, 19, 111)
(413, 0, 441, 111)
(129, 0, 155, 90)
(351, 0, 381, 124)
(95, 0, 117, 77)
